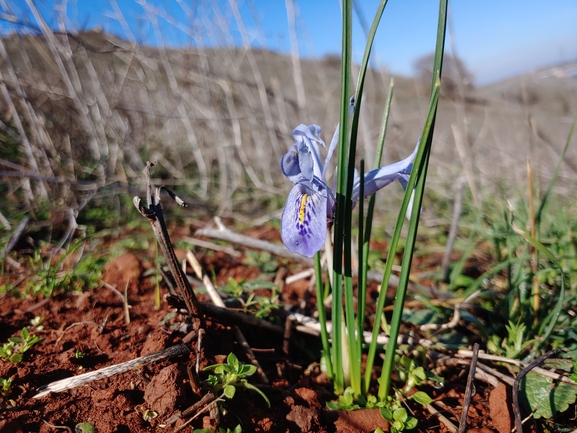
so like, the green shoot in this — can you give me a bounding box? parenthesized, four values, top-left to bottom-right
(0, 328, 43, 363)
(0, 377, 12, 396)
(203, 353, 270, 408)
(74, 422, 96, 433)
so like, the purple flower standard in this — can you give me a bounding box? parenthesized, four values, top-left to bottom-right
(280, 124, 418, 258)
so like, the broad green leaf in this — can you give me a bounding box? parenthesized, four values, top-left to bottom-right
(405, 416, 418, 429)
(227, 353, 240, 370)
(522, 371, 577, 418)
(75, 422, 96, 433)
(380, 406, 393, 421)
(393, 407, 408, 422)
(224, 384, 236, 399)
(412, 391, 433, 405)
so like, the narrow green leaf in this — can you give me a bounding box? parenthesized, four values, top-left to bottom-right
(243, 382, 271, 408)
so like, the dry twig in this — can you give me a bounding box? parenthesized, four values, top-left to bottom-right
(458, 343, 479, 433)
(34, 344, 191, 398)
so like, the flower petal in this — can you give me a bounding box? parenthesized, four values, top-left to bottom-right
(281, 183, 327, 258)
(297, 141, 314, 181)
(293, 124, 325, 147)
(280, 144, 301, 183)
(293, 124, 324, 179)
(353, 139, 419, 201)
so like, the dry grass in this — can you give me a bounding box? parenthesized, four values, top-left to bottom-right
(1, 4, 576, 219)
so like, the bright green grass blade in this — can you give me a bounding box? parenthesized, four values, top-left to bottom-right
(376, 0, 447, 401)
(341, 0, 389, 396)
(333, 0, 389, 396)
(331, 0, 353, 395)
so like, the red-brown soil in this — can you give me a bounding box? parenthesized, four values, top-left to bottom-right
(0, 225, 531, 433)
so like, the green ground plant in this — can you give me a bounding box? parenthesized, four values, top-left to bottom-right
(0, 377, 12, 396)
(220, 278, 280, 320)
(1, 238, 104, 298)
(0, 327, 43, 363)
(203, 352, 270, 410)
(243, 251, 278, 273)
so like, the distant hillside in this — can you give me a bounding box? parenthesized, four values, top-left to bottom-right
(1, 30, 576, 214)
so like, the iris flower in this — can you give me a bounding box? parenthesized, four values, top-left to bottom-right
(280, 124, 418, 258)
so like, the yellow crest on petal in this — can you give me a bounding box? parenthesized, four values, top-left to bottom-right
(299, 193, 308, 225)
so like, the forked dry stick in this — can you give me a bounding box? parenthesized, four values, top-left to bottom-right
(133, 161, 205, 330)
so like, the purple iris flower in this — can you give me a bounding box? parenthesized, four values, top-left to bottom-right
(280, 124, 419, 258)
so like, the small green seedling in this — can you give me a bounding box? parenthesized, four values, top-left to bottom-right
(74, 349, 85, 359)
(326, 387, 362, 410)
(380, 406, 418, 433)
(487, 320, 534, 359)
(0, 328, 43, 363)
(204, 353, 270, 408)
(75, 422, 96, 433)
(142, 409, 158, 422)
(0, 377, 12, 396)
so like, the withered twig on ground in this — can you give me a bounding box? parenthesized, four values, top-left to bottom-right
(171, 393, 223, 433)
(101, 281, 131, 324)
(42, 420, 73, 433)
(426, 403, 458, 433)
(458, 343, 479, 433)
(182, 236, 242, 257)
(164, 297, 285, 335)
(421, 290, 480, 332)
(434, 357, 500, 387)
(0, 209, 11, 230)
(133, 161, 204, 329)
(162, 392, 218, 426)
(475, 362, 514, 387)
(512, 349, 558, 433)
(34, 344, 191, 398)
(55, 320, 106, 344)
(457, 349, 576, 385)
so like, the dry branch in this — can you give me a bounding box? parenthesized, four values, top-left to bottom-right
(34, 344, 190, 398)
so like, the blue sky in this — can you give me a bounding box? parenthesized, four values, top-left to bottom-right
(8, 0, 577, 85)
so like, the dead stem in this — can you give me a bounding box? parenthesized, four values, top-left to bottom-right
(458, 343, 479, 433)
(34, 344, 191, 398)
(133, 161, 205, 329)
(101, 281, 131, 324)
(426, 403, 458, 433)
(42, 420, 73, 433)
